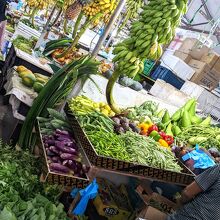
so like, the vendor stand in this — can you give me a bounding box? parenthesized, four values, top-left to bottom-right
(1, 44, 53, 90)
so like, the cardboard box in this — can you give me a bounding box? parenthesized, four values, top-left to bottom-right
(212, 57, 220, 73)
(144, 206, 167, 220)
(93, 178, 133, 220)
(174, 50, 192, 63)
(201, 52, 219, 68)
(188, 59, 207, 75)
(190, 45, 210, 60)
(160, 53, 195, 80)
(136, 184, 177, 215)
(191, 66, 220, 90)
(178, 38, 197, 54)
(178, 38, 210, 60)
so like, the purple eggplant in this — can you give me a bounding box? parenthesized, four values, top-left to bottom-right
(62, 160, 69, 166)
(49, 163, 70, 174)
(47, 139, 55, 146)
(66, 141, 78, 149)
(60, 153, 80, 161)
(49, 146, 60, 155)
(46, 149, 55, 156)
(55, 141, 77, 154)
(67, 160, 77, 172)
(56, 129, 69, 136)
(51, 156, 61, 163)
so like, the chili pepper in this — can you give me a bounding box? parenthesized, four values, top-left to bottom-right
(138, 123, 150, 135)
(164, 135, 174, 145)
(159, 131, 167, 139)
(158, 139, 169, 148)
(148, 125, 159, 133)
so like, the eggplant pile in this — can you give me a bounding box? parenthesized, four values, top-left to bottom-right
(112, 116, 140, 134)
(42, 129, 89, 178)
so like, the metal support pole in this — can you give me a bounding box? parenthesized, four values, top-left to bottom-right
(91, 0, 126, 57)
(34, 4, 57, 49)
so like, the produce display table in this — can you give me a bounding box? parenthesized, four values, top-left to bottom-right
(2, 67, 46, 144)
(65, 109, 194, 186)
(4, 67, 37, 120)
(1, 45, 53, 90)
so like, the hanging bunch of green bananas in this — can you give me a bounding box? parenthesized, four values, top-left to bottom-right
(107, 0, 188, 113)
(117, 0, 143, 35)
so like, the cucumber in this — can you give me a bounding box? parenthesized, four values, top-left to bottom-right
(47, 108, 66, 121)
(45, 38, 71, 48)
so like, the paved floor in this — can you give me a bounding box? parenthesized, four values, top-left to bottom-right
(0, 95, 14, 142)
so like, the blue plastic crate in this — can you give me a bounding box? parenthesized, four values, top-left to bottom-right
(150, 65, 185, 90)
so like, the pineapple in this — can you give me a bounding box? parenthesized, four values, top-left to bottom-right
(65, 0, 91, 20)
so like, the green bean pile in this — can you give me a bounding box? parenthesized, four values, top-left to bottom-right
(78, 112, 114, 133)
(120, 132, 182, 172)
(87, 131, 130, 161)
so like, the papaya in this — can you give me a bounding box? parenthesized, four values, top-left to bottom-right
(33, 82, 44, 93)
(188, 101, 196, 116)
(200, 116, 211, 126)
(17, 65, 28, 73)
(22, 74, 36, 87)
(165, 123, 173, 136)
(19, 70, 33, 78)
(190, 115, 202, 125)
(162, 110, 170, 124)
(171, 109, 182, 122)
(184, 98, 196, 111)
(181, 109, 191, 128)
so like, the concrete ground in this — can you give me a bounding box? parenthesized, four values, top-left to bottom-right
(0, 95, 15, 143)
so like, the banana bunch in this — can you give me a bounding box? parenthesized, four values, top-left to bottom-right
(112, 0, 188, 80)
(117, 0, 143, 34)
(83, 0, 117, 18)
(112, 41, 144, 79)
(26, 0, 48, 9)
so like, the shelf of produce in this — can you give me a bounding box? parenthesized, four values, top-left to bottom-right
(36, 121, 90, 188)
(65, 106, 195, 186)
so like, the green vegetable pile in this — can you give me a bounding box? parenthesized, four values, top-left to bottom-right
(177, 125, 220, 150)
(158, 98, 212, 137)
(0, 140, 69, 219)
(76, 109, 181, 172)
(126, 101, 160, 123)
(78, 112, 114, 133)
(13, 35, 37, 54)
(38, 108, 72, 135)
(120, 132, 181, 172)
(87, 131, 130, 161)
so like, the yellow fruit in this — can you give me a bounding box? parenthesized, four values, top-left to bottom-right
(22, 74, 36, 87)
(19, 70, 33, 78)
(17, 65, 28, 73)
